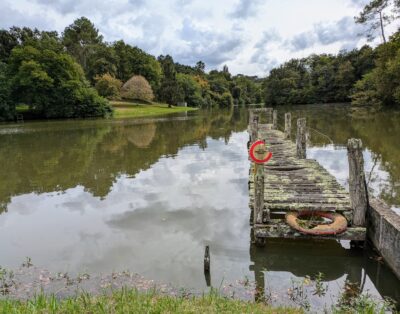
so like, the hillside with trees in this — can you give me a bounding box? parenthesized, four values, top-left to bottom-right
(1, 0, 400, 122)
(262, 0, 400, 109)
(0, 17, 261, 121)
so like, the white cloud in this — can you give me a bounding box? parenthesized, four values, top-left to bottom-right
(0, 0, 396, 76)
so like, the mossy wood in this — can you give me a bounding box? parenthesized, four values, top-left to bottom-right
(248, 109, 366, 242)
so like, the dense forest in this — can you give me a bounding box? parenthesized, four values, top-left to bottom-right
(0, 17, 261, 120)
(1, 0, 400, 121)
(263, 0, 400, 108)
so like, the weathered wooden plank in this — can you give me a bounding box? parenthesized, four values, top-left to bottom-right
(254, 224, 366, 241)
(249, 203, 352, 212)
(248, 112, 358, 243)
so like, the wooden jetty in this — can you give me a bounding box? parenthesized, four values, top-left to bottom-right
(248, 108, 367, 246)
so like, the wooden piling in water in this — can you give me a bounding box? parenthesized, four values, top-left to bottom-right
(272, 110, 278, 130)
(253, 162, 265, 225)
(204, 245, 210, 272)
(347, 138, 368, 227)
(296, 118, 307, 159)
(284, 112, 291, 139)
(250, 119, 258, 144)
(249, 110, 254, 124)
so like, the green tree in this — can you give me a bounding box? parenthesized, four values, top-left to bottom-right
(9, 44, 111, 118)
(355, 0, 393, 43)
(351, 38, 400, 107)
(95, 73, 122, 99)
(195, 61, 205, 75)
(87, 44, 118, 82)
(113, 40, 162, 90)
(0, 62, 14, 121)
(158, 55, 182, 107)
(335, 60, 356, 101)
(0, 30, 18, 62)
(220, 91, 233, 107)
(176, 73, 204, 107)
(62, 17, 103, 73)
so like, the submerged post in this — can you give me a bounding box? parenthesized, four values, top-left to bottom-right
(204, 245, 210, 272)
(347, 139, 368, 227)
(284, 112, 291, 139)
(272, 110, 278, 129)
(296, 118, 306, 159)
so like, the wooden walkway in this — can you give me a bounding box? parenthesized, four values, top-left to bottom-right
(248, 109, 366, 243)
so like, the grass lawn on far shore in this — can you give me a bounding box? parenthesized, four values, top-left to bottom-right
(111, 100, 198, 118)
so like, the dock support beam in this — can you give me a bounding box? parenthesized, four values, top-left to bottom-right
(204, 245, 210, 272)
(254, 161, 265, 226)
(284, 112, 291, 139)
(250, 118, 258, 144)
(347, 139, 368, 227)
(249, 111, 254, 125)
(296, 118, 306, 159)
(272, 110, 278, 130)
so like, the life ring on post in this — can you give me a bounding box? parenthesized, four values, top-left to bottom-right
(285, 211, 347, 235)
(249, 140, 272, 164)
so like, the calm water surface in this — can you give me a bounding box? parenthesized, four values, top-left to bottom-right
(0, 104, 399, 309)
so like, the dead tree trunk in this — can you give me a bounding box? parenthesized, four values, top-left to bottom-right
(347, 138, 368, 227)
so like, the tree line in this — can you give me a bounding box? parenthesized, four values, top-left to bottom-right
(0, 17, 261, 121)
(263, 0, 400, 108)
(1, 0, 399, 121)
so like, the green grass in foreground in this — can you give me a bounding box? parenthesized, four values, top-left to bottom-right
(0, 289, 302, 314)
(111, 100, 198, 118)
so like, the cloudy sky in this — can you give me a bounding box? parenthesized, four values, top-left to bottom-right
(0, 0, 397, 76)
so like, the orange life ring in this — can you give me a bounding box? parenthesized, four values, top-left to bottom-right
(286, 211, 347, 235)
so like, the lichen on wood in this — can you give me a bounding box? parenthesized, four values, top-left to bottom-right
(347, 138, 368, 227)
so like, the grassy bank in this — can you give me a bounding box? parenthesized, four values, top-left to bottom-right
(111, 101, 198, 118)
(14, 101, 198, 121)
(0, 289, 301, 314)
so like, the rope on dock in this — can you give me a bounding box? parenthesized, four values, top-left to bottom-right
(307, 127, 334, 145)
(276, 121, 334, 145)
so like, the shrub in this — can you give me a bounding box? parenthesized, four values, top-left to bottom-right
(8, 45, 112, 118)
(121, 75, 154, 102)
(95, 73, 122, 100)
(220, 91, 233, 107)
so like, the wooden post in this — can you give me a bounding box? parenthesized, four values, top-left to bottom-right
(254, 163, 265, 225)
(249, 110, 254, 124)
(347, 139, 368, 227)
(272, 110, 278, 129)
(284, 112, 291, 139)
(296, 118, 306, 159)
(250, 119, 258, 144)
(265, 108, 273, 124)
(204, 245, 210, 272)
(253, 141, 270, 225)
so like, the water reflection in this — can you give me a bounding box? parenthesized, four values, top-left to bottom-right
(0, 105, 399, 309)
(250, 240, 400, 308)
(281, 103, 400, 213)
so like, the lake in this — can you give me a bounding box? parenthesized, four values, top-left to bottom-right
(0, 104, 399, 310)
